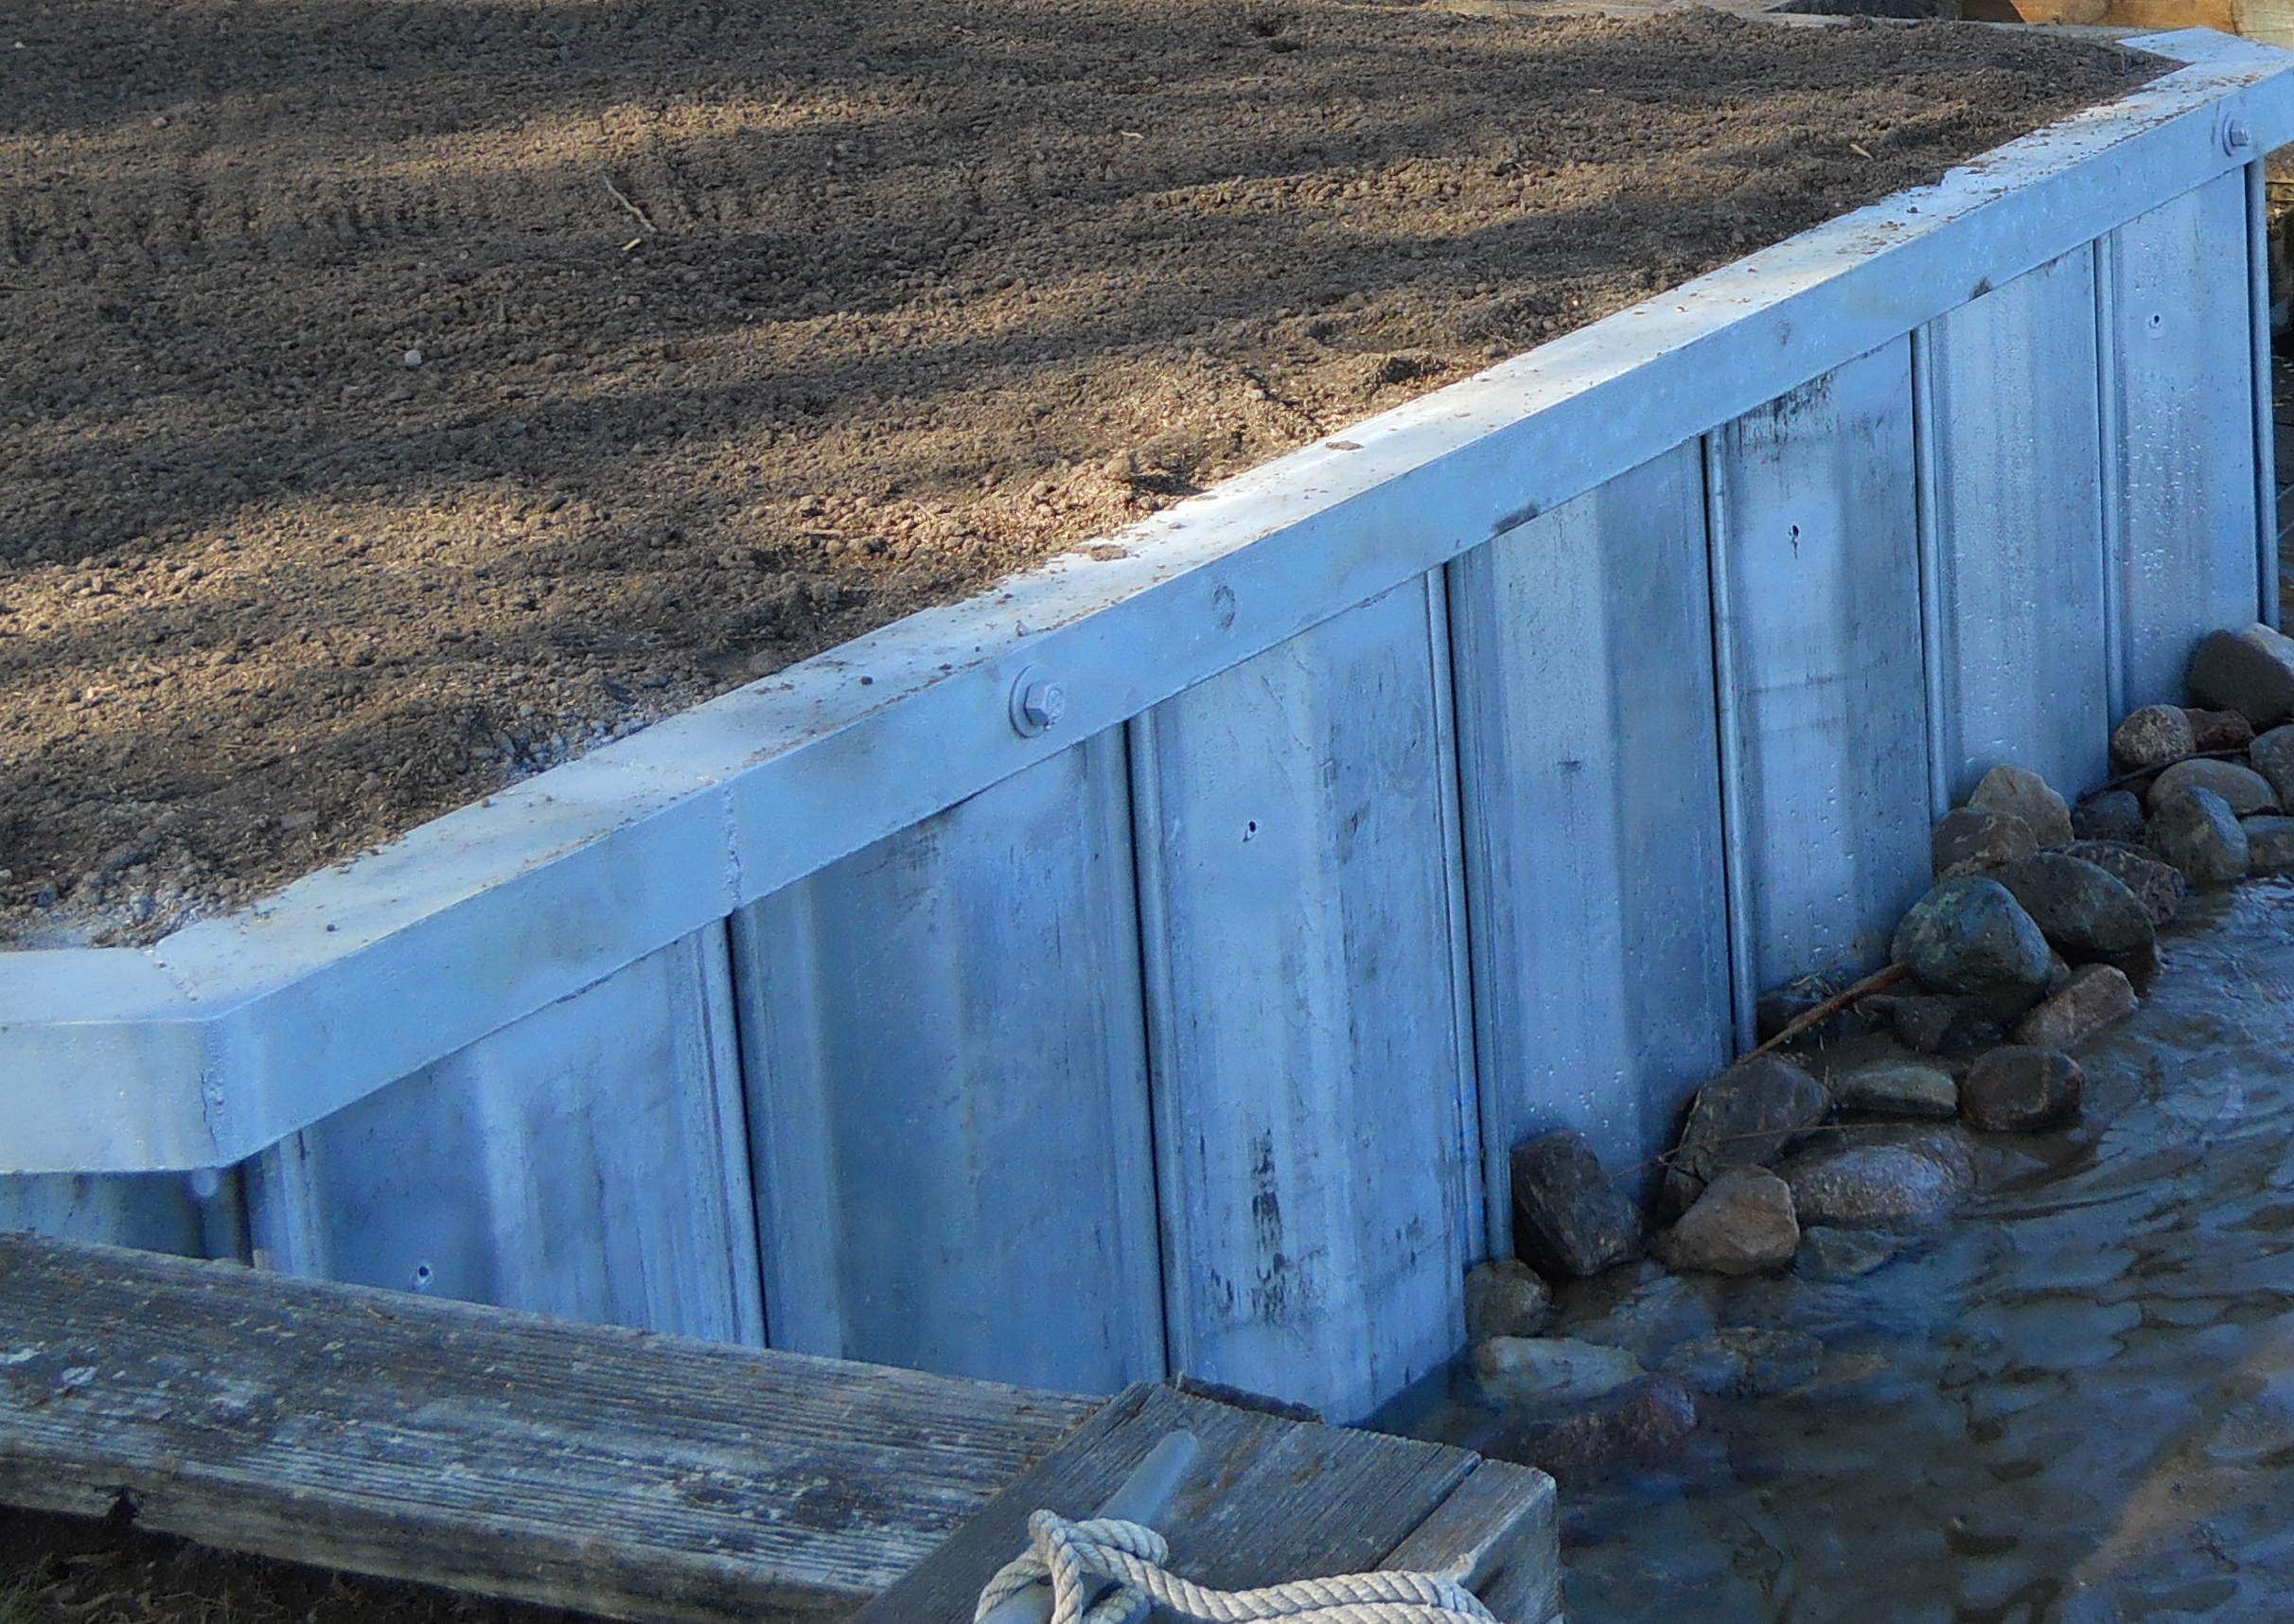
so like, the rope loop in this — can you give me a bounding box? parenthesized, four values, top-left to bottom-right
(974, 1510, 1500, 1624)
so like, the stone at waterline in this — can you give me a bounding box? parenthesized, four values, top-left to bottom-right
(1661, 1327, 1824, 1398)
(1483, 1377, 1701, 1484)
(2251, 723, 2294, 809)
(1778, 1142, 1969, 1227)
(1795, 1225, 1905, 1280)
(2183, 706, 2257, 753)
(1651, 1167, 1800, 1276)
(1831, 1055, 1959, 1117)
(2147, 786, 2250, 889)
(1662, 1054, 1828, 1213)
(2244, 815, 2294, 877)
(1961, 1045, 2084, 1132)
(2109, 704, 2196, 773)
(1554, 1268, 1716, 1364)
(1991, 851, 2156, 962)
(1968, 763, 2075, 847)
(2185, 623, 2294, 730)
(1465, 1258, 1553, 1341)
(1511, 1131, 1644, 1279)
(2072, 789, 2147, 846)
(1873, 991, 2002, 1053)
(1472, 1335, 1644, 1404)
(1890, 875, 2053, 1004)
(1932, 806, 2037, 880)
(2061, 839, 2186, 926)
(2012, 963, 2138, 1050)
(2146, 756, 2278, 816)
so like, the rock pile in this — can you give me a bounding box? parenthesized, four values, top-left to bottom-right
(1458, 621, 2294, 1479)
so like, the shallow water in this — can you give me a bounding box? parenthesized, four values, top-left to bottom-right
(1385, 879, 2294, 1622)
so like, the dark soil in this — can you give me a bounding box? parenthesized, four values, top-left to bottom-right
(0, 1504, 601, 1624)
(0, 0, 2159, 947)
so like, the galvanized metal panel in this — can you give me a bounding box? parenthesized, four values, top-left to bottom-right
(0, 1172, 216, 1258)
(2108, 169, 2264, 708)
(730, 733, 1163, 1395)
(1708, 341, 1931, 1023)
(1920, 247, 2112, 806)
(246, 926, 763, 1344)
(1133, 577, 1476, 1424)
(1446, 444, 1733, 1232)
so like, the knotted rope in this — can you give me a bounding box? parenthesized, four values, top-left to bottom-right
(974, 1510, 1500, 1624)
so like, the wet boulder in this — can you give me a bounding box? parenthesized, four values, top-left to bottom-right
(1890, 876, 2053, 1001)
(1663, 1055, 1827, 1212)
(2244, 815, 2294, 877)
(1932, 806, 2037, 879)
(1794, 1226, 1904, 1280)
(1960, 1046, 2084, 1132)
(1650, 1167, 1799, 1277)
(2146, 757, 2277, 816)
(1831, 1055, 1958, 1118)
(2109, 704, 2195, 772)
(1510, 1131, 1643, 1279)
(2012, 963, 2137, 1050)
(1876, 992, 2003, 1053)
(1465, 1259, 1553, 1341)
(1779, 1142, 1969, 1228)
(1990, 852, 2156, 961)
(1472, 1335, 1644, 1404)
(2147, 786, 2250, 890)
(1487, 1376, 1701, 1483)
(2061, 839, 2186, 926)
(2072, 789, 2148, 846)
(1661, 1327, 1823, 1398)
(2186, 623, 2294, 731)
(2251, 723, 2294, 808)
(1968, 764, 2074, 847)
(2184, 706, 2257, 753)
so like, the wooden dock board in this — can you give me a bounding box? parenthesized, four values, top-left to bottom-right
(0, 1232, 1097, 1624)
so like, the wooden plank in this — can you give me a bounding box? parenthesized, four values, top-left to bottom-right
(1380, 1460, 1560, 1624)
(854, 1384, 1488, 1624)
(0, 1231, 1099, 1624)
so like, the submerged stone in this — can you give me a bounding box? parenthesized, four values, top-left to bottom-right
(2186, 623, 2294, 730)
(1465, 1259, 1553, 1341)
(1487, 1375, 1701, 1483)
(1664, 1054, 1827, 1212)
(1779, 1143, 1969, 1228)
(2147, 757, 2277, 816)
(1968, 764, 2074, 847)
(2109, 704, 2196, 772)
(1961, 1045, 2084, 1132)
(2147, 786, 2250, 890)
(1932, 806, 2038, 879)
(1991, 851, 2156, 961)
(1472, 1335, 1644, 1404)
(2072, 789, 2148, 846)
(1511, 1131, 1643, 1280)
(1651, 1167, 1799, 1277)
(1832, 1056, 1959, 1118)
(1794, 1225, 1905, 1280)
(1890, 876, 2053, 999)
(1661, 1327, 1824, 1398)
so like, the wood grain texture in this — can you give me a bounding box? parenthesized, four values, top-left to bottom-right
(852, 1383, 1504, 1624)
(1379, 1460, 1559, 1624)
(0, 1231, 1098, 1624)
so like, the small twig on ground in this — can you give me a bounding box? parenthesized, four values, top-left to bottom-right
(602, 176, 655, 233)
(1748, 961, 1910, 1058)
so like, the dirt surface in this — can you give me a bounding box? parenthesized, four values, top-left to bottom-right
(0, 1505, 600, 1624)
(0, 1, 2157, 947)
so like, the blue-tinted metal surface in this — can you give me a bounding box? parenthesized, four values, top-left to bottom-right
(730, 735, 1163, 1394)
(2109, 169, 2265, 707)
(0, 1172, 218, 1258)
(1708, 342, 1932, 1021)
(1132, 576, 1476, 1423)
(1447, 444, 1734, 1228)
(1920, 248, 2112, 806)
(246, 927, 762, 1344)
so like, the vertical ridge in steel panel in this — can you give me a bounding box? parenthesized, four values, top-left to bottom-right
(730, 735, 1165, 1395)
(1133, 578, 1473, 1423)
(1421, 565, 1487, 1267)
(2109, 170, 2265, 705)
(1919, 248, 2112, 805)
(242, 928, 764, 1343)
(1706, 342, 1931, 996)
(2250, 156, 2282, 631)
(1447, 444, 1733, 1218)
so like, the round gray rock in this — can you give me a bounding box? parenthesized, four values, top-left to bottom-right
(2184, 707, 2257, 753)
(2147, 757, 2278, 816)
(2110, 704, 2195, 772)
(1662, 1054, 1827, 1212)
(1932, 806, 2037, 880)
(1968, 764, 2074, 847)
(1890, 876, 2053, 997)
(2244, 814, 2294, 878)
(1779, 1143, 1968, 1228)
(1831, 1056, 1959, 1118)
(2251, 724, 2294, 810)
(2185, 624, 2294, 731)
(1465, 1259, 1553, 1341)
(1510, 1130, 1644, 1280)
(1472, 1336, 1645, 1405)
(2073, 790, 2148, 846)
(1650, 1167, 1799, 1277)
(2147, 786, 2250, 890)
(1960, 1046, 2084, 1132)
(1990, 852, 2156, 960)
(2060, 839, 2185, 926)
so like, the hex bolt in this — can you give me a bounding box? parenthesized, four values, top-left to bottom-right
(1009, 666, 1068, 736)
(2226, 118, 2254, 154)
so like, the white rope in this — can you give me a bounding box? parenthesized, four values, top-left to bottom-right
(974, 1510, 1500, 1624)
